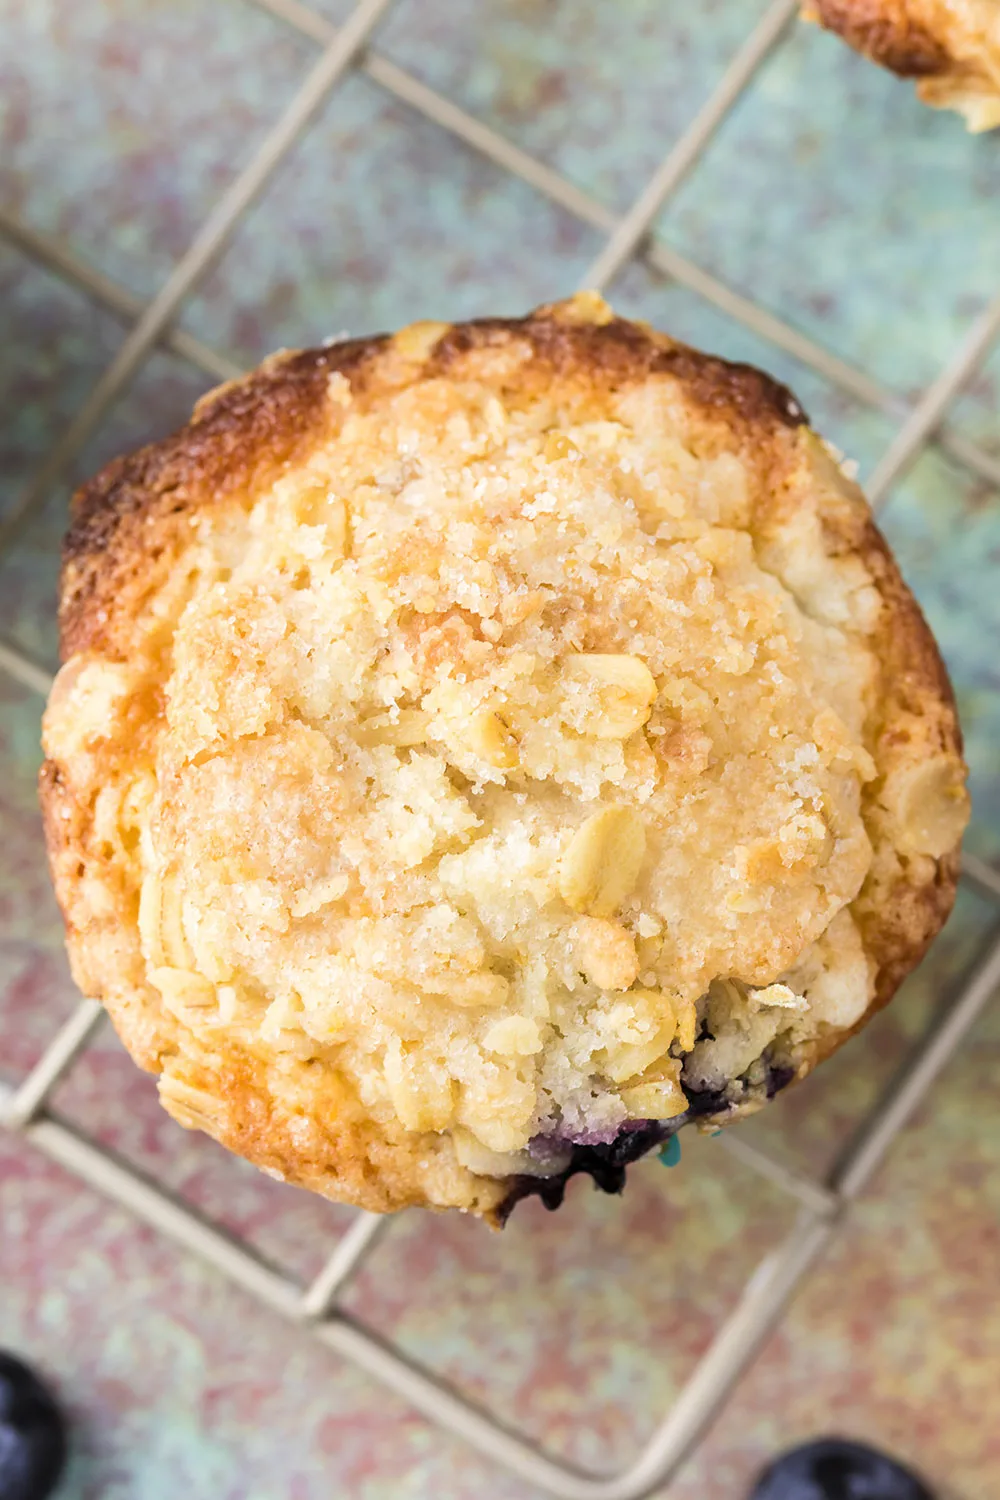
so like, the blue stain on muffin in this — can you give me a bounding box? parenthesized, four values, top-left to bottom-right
(659, 1135, 682, 1168)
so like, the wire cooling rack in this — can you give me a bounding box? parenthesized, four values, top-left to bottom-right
(2, 2, 1000, 1495)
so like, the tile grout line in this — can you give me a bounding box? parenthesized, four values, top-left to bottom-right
(0, 0, 396, 559)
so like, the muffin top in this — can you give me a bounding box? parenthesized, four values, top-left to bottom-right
(41, 294, 968, 1221)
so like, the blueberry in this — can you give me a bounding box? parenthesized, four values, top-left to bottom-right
(765, 1062, 796, 1099)
(0, 1353, 67, 1500)
(683, 1083, 731, 1117)
(749, 1438, 934, 1500)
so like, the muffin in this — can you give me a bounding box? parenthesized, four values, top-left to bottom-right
(40, 294, 969, 1223)
(802, 0, 1000, 130)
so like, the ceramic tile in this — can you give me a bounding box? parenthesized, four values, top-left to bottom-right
(362, 0, 772, 215)
(0, 0, 313, 301)
(949, 339, 1000, 467)
(0, 243, 125, 526)
(1, 2, 998, 1496)
(0, 350, 212, 670)
(303, 0, 356, 20)
(179, 69, 601, 366)
(654, 21, 1000, 401)
(0, 675, 78, 1084)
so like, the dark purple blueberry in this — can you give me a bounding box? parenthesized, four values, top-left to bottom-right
(0, 1352, 67, 1500)
(749, 1438, 934, 1499)
(525, 1135, 572, 1170)
(498, 1119, 680, 1220)
(682, 1083, 732, 1117)
(765, 1062, 796, 1099)
(683, 1056, 796, 1118)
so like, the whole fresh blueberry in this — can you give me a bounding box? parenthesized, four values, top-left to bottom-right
(0, 1353, 67, 1500)
(749, 1439, 934, 1499)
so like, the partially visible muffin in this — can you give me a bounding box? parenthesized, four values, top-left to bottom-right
(40, 294, 969, 1223)
(802, 0, 1000, 129)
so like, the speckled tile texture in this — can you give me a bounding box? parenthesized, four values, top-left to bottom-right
(0, 0, 312, 301)
(1, 1, 999, 1497)
(0, 247, 123, 526)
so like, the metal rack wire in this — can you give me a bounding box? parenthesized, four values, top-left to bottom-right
(2, 2, 999, 1494)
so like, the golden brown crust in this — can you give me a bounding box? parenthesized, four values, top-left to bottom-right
(61, 341, 379, 661)
(42, 296, 968, 1219)
(802, 0, 1000, 128)
(60, 311, 804, 663)
(774, 503, 963, 1083)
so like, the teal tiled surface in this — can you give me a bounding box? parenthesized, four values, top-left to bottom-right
(1, 2, 998, 1497)
(0, 0, 312, 300)
(338, 1147, 796, 1474)
(656, 20, 1000, 397)
(181, 69, 601, 363)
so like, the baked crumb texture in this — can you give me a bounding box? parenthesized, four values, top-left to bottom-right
(802, 0, 1000, 129)
(40, 294, 969, 1222)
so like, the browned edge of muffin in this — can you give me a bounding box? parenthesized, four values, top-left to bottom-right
(39, 298, 965, 1221)
(803, 0, 951, 76)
